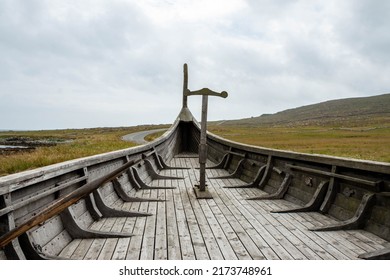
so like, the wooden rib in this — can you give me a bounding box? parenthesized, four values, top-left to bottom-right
(271, 180, 329, 213)
(209, 159, 245, 179)
(247, 173, 292, 200)
(112, 178, 164, 202)
(310, 193, 376, 231)
(92, 189, 151, 218)
(131, 167, 176, 190)
(359, 247, 390, 260)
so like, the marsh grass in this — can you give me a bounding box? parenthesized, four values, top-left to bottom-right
(1, 122, 388, 176)
(209, 125, 390, 163)
(0, 125, 168, 176)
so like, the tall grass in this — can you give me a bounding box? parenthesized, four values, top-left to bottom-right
(0, 125, 168, 176)
(1, 123, 389, 176)
(209, 125, 390, 163)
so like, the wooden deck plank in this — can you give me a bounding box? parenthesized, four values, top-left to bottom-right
(237, 186, 366, 260)
(234, 187, 329, 260)
(185, 168, 224, 260)
(298, 212, 369, 258)
(110, 195, 139, 260)
(165, 169, 182, 260)
(218, 178, 295, 260)
(171, 166, 196, 260)
(84, 217, 119, 260)
(210, 178, 266, 260)
(139, 201, 157, 260)
(179, 160, 210, 259)
(74, 217, 108, 260)
(125, 191, 149, 260)
(51, 153, 390, 260)
(281, 211, 356, 259)
(70, 237, 95, 259)
(58, 239, 82, 259)
(199, 199, 239, 259)
(154, 185, 168, 260)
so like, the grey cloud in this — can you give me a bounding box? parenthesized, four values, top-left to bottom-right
(0, 0, 389, 130)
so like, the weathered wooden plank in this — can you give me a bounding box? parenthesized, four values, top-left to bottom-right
(139, 200, 157, 259)
(235, 187, 321, 259)
(179, 164, 210, 259)
(165, 169, 182, 260)
(58, 239, 82, 259)
(215, 178, 293, 260)
(171, 166, 195, 260)
(245, 194, 349, 260)
(84, 217, 118, 260)
(211, 180, 263, 259)
(349, 230, 388, 249)
(199, 199, 238, 259)
(185, 168, 224, 260)
(125, 191, 149, 260)
(216, 179, 293, 259)
(234, 188, 313, 260)
(330, 229, 385, 253)
(243, 193, 336, 260)
(29, 216, 64, 249)
(286, 212, 355, 259)
(154, 185, 168, 260)
(71, 238, 94, 259)
(111, 197, 134, 260)
(83, 239, 105, 260)
(41, 229, 73, 257)
(97, 238, 118, 260)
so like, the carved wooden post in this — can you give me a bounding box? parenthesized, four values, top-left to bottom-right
(183, 64, 228, 199)
(183, 63, 188, 108)
(199, 94, 209, 193)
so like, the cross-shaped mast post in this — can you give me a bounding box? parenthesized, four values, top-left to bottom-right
(183, 64, 228, 199)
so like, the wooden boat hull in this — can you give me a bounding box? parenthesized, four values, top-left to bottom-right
(1, 64, 390, 259)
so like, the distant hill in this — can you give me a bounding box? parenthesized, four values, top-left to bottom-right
(220, 93, 390, 127)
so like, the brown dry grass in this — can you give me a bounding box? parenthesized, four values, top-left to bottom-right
(0, 125, 168, 176)
(1, 122, 388, 177)
(209, 125, 390, 163)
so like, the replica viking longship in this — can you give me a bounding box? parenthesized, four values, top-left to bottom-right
(1, 64, 389, 260)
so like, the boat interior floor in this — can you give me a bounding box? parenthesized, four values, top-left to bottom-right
(24, 153, 390, 260)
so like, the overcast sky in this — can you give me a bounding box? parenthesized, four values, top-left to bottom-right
(1, 0, 389, 130)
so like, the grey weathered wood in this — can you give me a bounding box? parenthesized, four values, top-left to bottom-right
(4, 153, 388, 260)
(271, 180, 329, 213)
(0, 158, 140, 248)
(359, 247, 390, 260)
(286, 164, 382, 188)
(310, 193, 376, 231)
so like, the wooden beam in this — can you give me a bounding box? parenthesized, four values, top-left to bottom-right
(286, 164, 382, 187)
